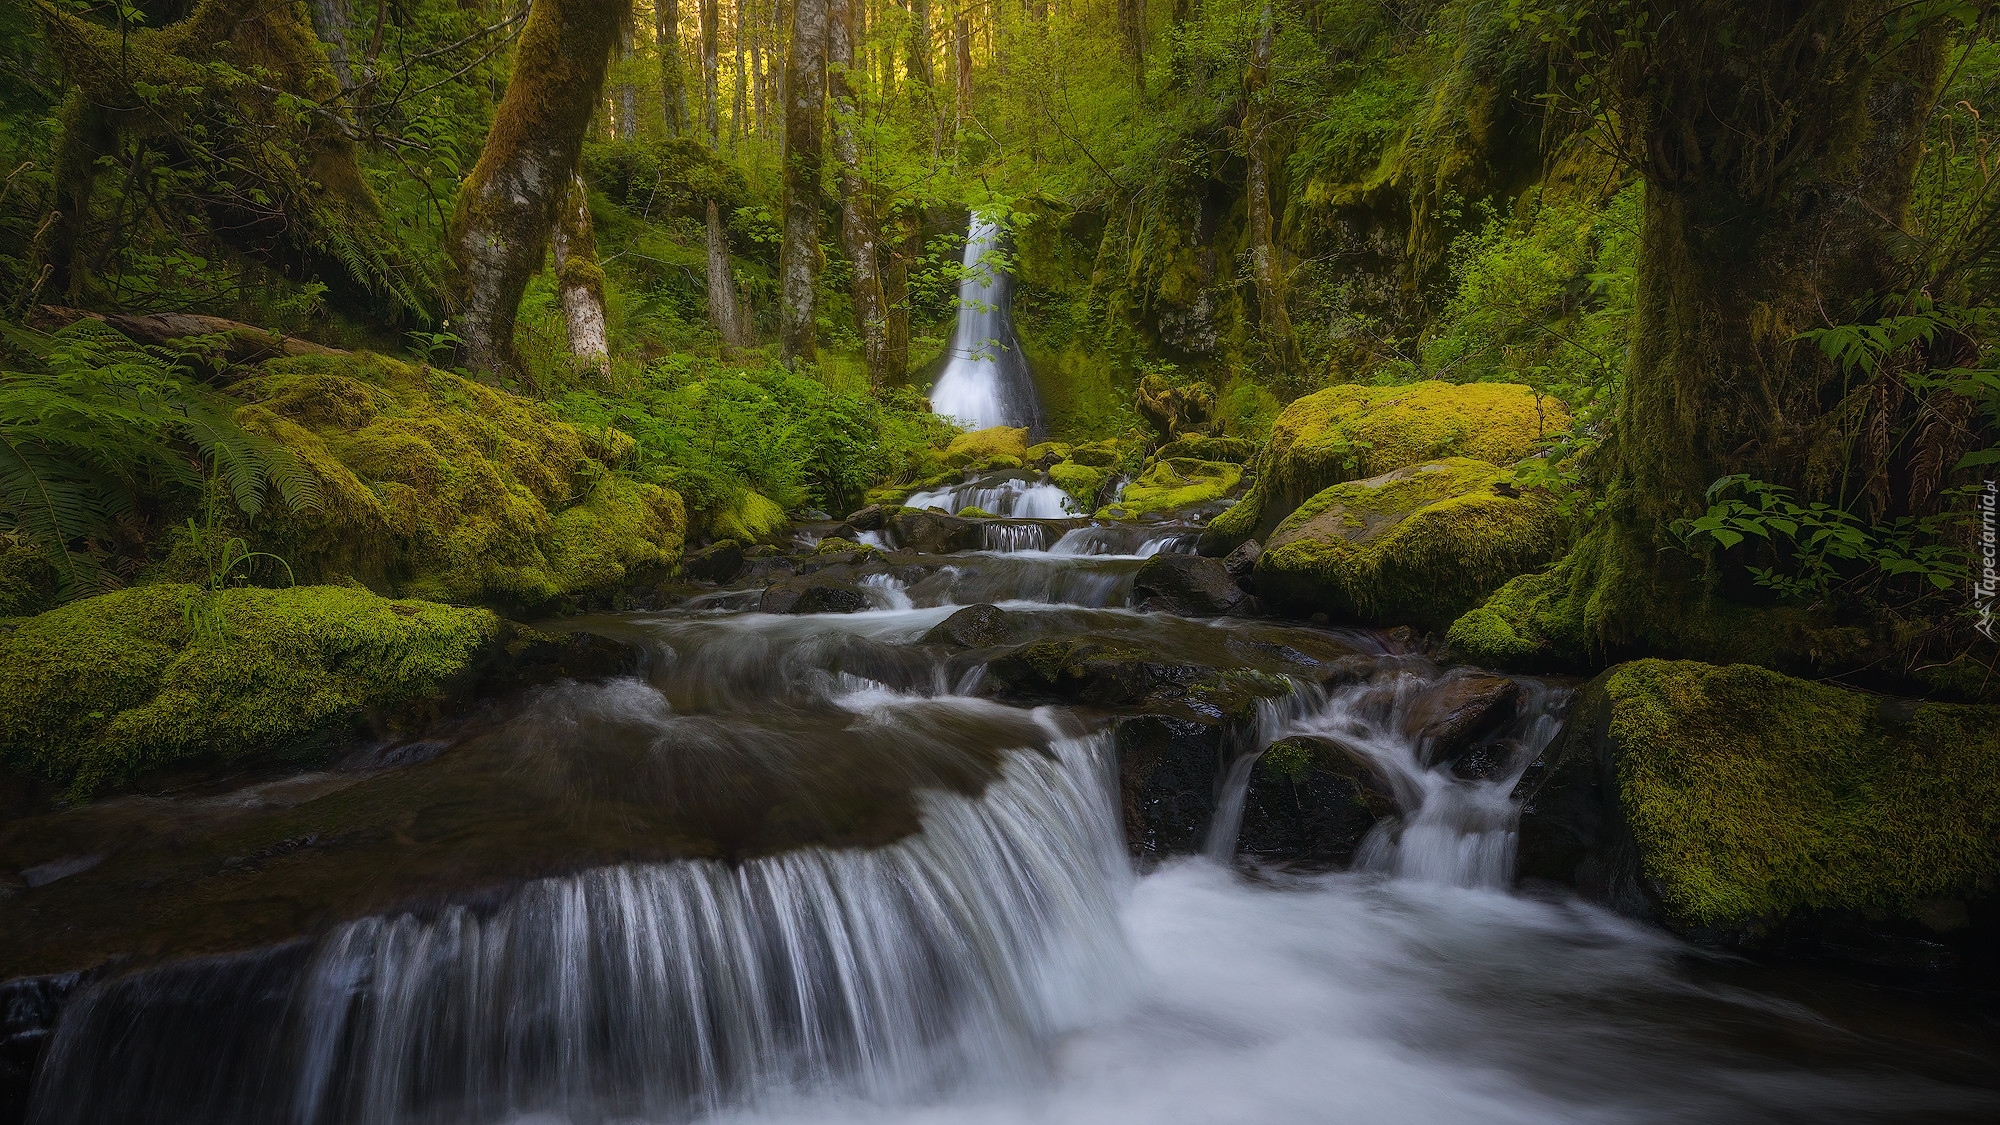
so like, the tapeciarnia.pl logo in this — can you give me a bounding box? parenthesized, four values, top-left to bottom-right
(1978, 480, 1998, 643)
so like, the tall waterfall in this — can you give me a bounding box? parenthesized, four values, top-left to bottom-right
(927, 215, 1046, 435)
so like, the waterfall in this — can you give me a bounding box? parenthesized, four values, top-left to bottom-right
(27, 731, 1132, 1125)
(927, 215, 1046, 435)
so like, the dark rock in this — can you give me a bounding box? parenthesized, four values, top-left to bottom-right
(1222, 539, 1262, 583)
(920, 604, 1022, 649)
(478, 626, 647, 697)
(986, 639, 1162, 706)
(845, 504, 889, 532)
(0, 972, 80, 1123)
(683, 540, 745, 584)
(885, 510, 983, 554)
(1114, 714, 1233, 858)
(1449, 739, 1512, 781)
(1405, 671, 1521, 766)
(1132, 554, 1245, 616)
(759, 577, 869, 615)
(1239, 736, 1397, 867)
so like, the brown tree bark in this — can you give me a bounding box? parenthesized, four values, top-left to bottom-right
(447, 0, 629, 376)
(1243, 2, 1297, 377)
(953, 3, 970, 120)
(700, 0, 722, 140)
(905, 0, 932, 89)
(830, 0, 891, 386)
(706, 199, 753, 348)
(778, 0, 829, 364)
(733, 0, 748, 142)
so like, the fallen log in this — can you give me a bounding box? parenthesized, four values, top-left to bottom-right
(29, 306, 349, 369)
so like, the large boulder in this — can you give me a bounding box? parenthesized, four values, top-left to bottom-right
(1102, 458, 1243, 519)
(1131, 555, 1247, 616)
(0, 584, 499, 795)
(1404, 670, 1522, 767)
(1203, 381, 1566, 552)
(1237, 736, 1397, 867)
(942, 425, 1030, 469)
(920, 604, 1025, 649)
(758, 576, 869, 615)
(1252, 458, 1560, 630)
(235, 353, 686, 609)
(1517, 660, 2000, 970)
(883, 509, 984, 554)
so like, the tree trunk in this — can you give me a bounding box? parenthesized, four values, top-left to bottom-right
(830, 0, 891, 386)
(553, 170, 611, 374)
(1117, 0, 1143, 90)
(905, 0, 932, 89)
(1568, 1, 1951, 642)
(657, 0, 686, 133)
(448, 0, 628, 376)
(700, 0, 721, 140)
(732, 0, 748, 142)
(750, 4, 766, 132)
(779, 0, 829, 364)
(1243, 2, 1296, 377)
(953, 4, 970, 120)
(707, 199, 752, 348)
(306, 0, 355, 89)
(884, 208, 914, 384)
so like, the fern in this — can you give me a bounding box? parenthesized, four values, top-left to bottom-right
(0, 321, 321, 599)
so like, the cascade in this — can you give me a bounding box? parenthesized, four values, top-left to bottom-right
(925, 216, 1047, 436)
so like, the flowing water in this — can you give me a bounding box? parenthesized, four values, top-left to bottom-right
(925, 216, 1046, 435)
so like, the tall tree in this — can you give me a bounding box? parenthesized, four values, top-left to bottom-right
(733, 0, 749, 141)
(905, 0, 933, 90)
(830, 0, 893, 384)
(700, 0, 721, 138)
(657, 0, 687, 133)
(1242, 1, 1296, 377)
(448, 0, 629, 375)
(779, 0, 830, 363)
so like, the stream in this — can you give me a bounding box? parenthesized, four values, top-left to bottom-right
(7, 218, 2000, 1124)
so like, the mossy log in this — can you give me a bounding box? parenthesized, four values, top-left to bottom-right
(448, 0, 630, 376)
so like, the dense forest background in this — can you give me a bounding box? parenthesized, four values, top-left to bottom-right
(1, 0, 1997, 691)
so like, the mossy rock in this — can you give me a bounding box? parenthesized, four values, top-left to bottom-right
(813, 536, 874, 555)
(865, 470, 959, 508)
(1047, 460, 1114, 507)
(1253, 458, 1559, 630)
(1536, 660, 2000, 933)
(954, 506, 998, 519)
(1446, 560, 1595, 669)
(1101, 459, 1243, 520)
(1154, 433, 1259, 464)
(1205, 381, 1568, 551)
(0, 584, 498, 794)
(705, 488, 788, 544)
(1066, 440, 1126, 468)
(234, 352, 685, 609)
(943, 425, 1031, 469)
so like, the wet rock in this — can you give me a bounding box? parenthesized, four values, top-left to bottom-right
(1405, 671, 1522, 767)
(1238, 736, 1397, 867)
(844, 505, 888, 532)
(884, 510, 982, 554)
(1448, 739, 1512, 781)
(1132, 555, 1246, 616)
(920, 604, 1023, 649)
(0, 972, 80, 1122)
(1222, 539, 1262, 583)
(986, 639, 1164, 706)
(759, 577, 869, 615)
(1114, 715, 1232, 858)
(683, 540, 745, 584)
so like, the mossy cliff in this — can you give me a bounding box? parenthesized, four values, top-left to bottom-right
(1252, 458, 1559, 629)
(1522, 660, 2000, 946)
(0, 584, 498, 794)
(1203, 381, 1565, 551)
(233, 352, 685, 610)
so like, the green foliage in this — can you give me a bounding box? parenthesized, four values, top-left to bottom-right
(1677, 475, 1966, 601)
(552, 354, 955, 521)
(0, 321, 317, 597)
(0, 582, 497, 794)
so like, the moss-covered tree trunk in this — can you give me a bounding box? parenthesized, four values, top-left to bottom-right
(706, 199, 752, 348)
(447, 0, 628, 376)
(658, 0, 686, 133)
(1242, 3, 1297, 379)
(700, 0, 722, 139)
(1572, 1, 1950, 642)
(552, 171, 610, 374)
(830, 0, 892, 386)
(779, 0, 829, 364)
(884, 210, 915, 384)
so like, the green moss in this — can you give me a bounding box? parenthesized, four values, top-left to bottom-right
(1596, 660, 2000, 926)
(1154, 433, 1260, 464)
(705, 488, 788, 543)
(955, 507, 998, 519)
(0, 584, 498, 794)
(1209, 381, 1567, 549)
(234, 352, 685, 608)
(814, 536, 875, 554)
(1048, 460, 1113, 507)
(1102, 459, 1244, 519)
(1446, 559, 1594, 668)
(943, 426, 1031, 468)
(1255, 458, 1560, 628)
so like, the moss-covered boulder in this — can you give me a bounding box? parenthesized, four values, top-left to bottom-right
(235, 353, 685, 609)
(1048, 459, 1114, 508)
(1204, 381, 1566, 551)
(1101, 458, 1244, 519)
(1153, 433, 1259, 464)
(704, 488, 787, 544)
(942, 425, 1030, 468)
(0, 584, 498, 794)
(1445, 559, 1594, 668)
(1519, 660, 2000, 958)
(1253, 458, 1559, 629)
